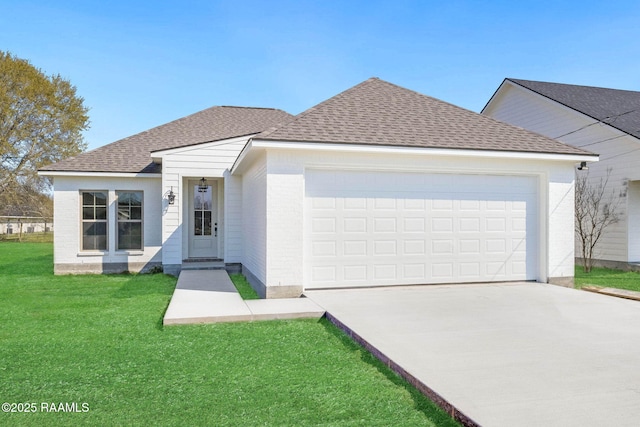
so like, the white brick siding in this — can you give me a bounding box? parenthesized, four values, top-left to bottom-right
(223, 170, 243, 263)
(547, 166, 576, 279)
(265, 151, 304, 288)
(246, 147, 577, 289)
(52, 175, 162, 272)
(241, 153, 267, 285)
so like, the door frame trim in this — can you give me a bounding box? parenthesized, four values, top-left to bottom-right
(185, 177, 219, 259)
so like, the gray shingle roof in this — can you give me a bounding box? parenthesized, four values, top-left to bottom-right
(41, 106, 293, 173)
(256, 78, 591, 156)
(507, 78, 640, 139)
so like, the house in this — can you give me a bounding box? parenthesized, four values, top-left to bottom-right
(39, 78, 595, 297)
(483, 78, 640, 269)
(0, 216, 53, 235)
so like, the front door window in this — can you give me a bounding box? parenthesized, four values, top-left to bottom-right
(194, 185, 212, 236)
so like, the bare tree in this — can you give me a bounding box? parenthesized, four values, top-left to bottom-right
(575, 168, 623, 273)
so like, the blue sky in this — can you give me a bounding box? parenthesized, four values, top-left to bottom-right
(3, 0, 640, 151)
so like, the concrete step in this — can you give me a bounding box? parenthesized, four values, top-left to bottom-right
(181, 262, 225, 270)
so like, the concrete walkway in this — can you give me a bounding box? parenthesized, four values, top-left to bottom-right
(163, 270, 324, 325)
(305, 283, 640, 427)
(164, 274, 640, 425)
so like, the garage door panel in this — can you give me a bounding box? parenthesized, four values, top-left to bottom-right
(459, 262, 481, 277)
(374, 217, 397, 232)
(432, 217, 454, 232)
(305, 170, 538, 289)
(403, 263, 426, 278)
(431, 239, 454, 255)
(344, 265, 367, 281)
(311, 217, 336, 233)
(344, 240, 367, 256)
(311, 265, 336, 282)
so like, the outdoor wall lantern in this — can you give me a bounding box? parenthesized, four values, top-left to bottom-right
(198, 177, 208, 192)
(168, 187, 176, 205)
(577, 161, 588, 171)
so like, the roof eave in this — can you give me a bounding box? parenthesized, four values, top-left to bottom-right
(38, 171, 162, 178)
(234, 138, 598, 170)
(150, 133, 258, 157)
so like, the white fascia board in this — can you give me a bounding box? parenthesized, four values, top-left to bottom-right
(248, 139, 600, 163)
(480, 79, 511, 114)
(230, 139, 258, 175)
(37, 171, 162, 178)
(151, 134, 256, 159)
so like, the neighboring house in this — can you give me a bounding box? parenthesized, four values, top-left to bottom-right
(39, 78, 595, 297)
(483, 78, 640, 269)
(0, 216, 53, 235)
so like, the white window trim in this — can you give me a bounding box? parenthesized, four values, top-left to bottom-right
(79, 190, 109, 252)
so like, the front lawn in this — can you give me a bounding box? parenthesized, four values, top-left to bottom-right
(575, 266, 640, 292)
(0, 243, 457, 426)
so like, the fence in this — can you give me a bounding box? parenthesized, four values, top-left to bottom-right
(0, 216, 53, 242)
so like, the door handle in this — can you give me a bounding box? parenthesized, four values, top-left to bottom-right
(214, 222, 218, 237)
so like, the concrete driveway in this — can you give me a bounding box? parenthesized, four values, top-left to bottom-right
(305, 282, 640, 427)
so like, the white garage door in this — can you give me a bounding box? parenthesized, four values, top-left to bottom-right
(304, 169, 538, 289)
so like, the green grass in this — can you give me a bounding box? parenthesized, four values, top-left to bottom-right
(228, 273, 260, 299)
(0, 243, 458, 426)
(575, 265, 640, 292)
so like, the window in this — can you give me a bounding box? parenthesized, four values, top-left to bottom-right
(117, 191, 143, 250)
(81, 191, 108, 250)
(193, 185, 212, 236)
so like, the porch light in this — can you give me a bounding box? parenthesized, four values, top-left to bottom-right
(168, 187, 176, 205)
(577, 161, 588, 171)
(198, 177, 208, 192)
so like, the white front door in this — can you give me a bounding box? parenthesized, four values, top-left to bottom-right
(188, 180, 218, 258)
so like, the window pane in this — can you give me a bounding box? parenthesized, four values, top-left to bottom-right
(129, 193, 142, 206)
(83, 206, 95, 220)
(118, 193, 131, 205)
(82, 222, 107, 250)
(82, 236, 96, 251)
(118, 193, 131, 219)
(204, 211, 212, 236)
(83, 222, 107, 236)
(94, 192, 107, 206)
(194, 188, 202, 210)
(118, 207, 130, 220)
(95, 207, 107, 220)
(202, 186, 212, 210)
(130, 206, 142, 220)
(194, 211, 202, 236)
(118, 222, 142, 250)
(118, 192, 141, 206)
(83, 192, 95, 205)
(96, 235, 107, 250)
